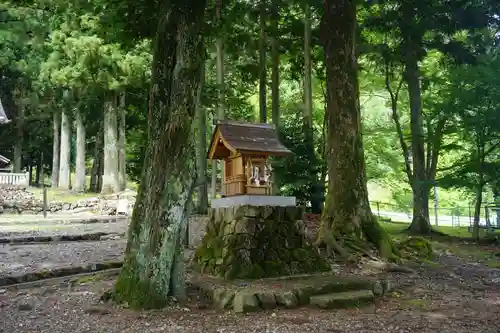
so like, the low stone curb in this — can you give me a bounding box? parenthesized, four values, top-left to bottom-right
(0, 216, 129, 226)
(191, 273, 397, 313)
(0, 232, 124, 244)
(0, 261, 123, 287)
(0, 268, 122, 291)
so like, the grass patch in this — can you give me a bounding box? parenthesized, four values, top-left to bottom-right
(485, 260, 500, 269)
(380, 220, 500, 263)
(380, 221, 472, 239)
(404, 298, 431, 308)
(75, 272, 107, 284)
(30, 187, 97, 204)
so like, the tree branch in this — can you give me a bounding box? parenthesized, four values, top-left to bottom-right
(427, 117, 446, 181)
(384, 56, 412, 183)
(484, 140, 500, 157)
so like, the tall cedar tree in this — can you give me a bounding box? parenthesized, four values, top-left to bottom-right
(319, 0, 396, 259)
(113, 1, 207, 308)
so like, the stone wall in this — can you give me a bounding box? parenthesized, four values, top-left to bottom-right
(193, 205, 330, 280)
(0, 186, 136, 215)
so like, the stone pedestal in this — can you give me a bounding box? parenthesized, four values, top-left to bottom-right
(211, 195, 296, 208)
(193, 205, 330, 280)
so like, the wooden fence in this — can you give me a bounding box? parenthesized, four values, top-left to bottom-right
(0, 172, 30, 186)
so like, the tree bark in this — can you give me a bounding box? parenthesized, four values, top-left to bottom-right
(304, 3, 322, 213)
(472, 140, 485, 240)
(58, 109, 71, 189)
(35, 152, 42, 185)
(472, 182, 483, 240)
(211, 0, 225, 199)
(259, 0, 267, 123)
(494, 185, 500, 227)
(28, 164, 33, 185)
(13, 104, 23, 173)
(270, 0, 280, 195)
(74, 108, 86, 192)
(90, 119, 103, 193)
(118, 93, 127, 191)
(97, 145, 104, 192)
(101, 97, 120, 194)
(401, 3, 432, 234)
(319, 0, 395, 259)
(114, 0, 206, 308)
(195, 62, 208, 214)
(51, 110, 60, 187)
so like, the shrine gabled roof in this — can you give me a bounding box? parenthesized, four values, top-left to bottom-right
(0, 154, 10, 164)
(208, 120, 292, 160)
(0, 98, 10, 124)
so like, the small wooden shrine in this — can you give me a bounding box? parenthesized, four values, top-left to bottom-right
(208, 120, 291, 197)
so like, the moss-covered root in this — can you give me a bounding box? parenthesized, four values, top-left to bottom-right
(406, 216, 448, 237)
(362, 216, 400, 260)
(318, 215, 399, 262)
(112, 258, 169, 309)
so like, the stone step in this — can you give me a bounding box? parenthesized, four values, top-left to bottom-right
(310, 289, 375, 309)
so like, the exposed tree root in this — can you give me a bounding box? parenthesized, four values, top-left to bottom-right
(406, 226, 448, 237)
(315, 213, 402, 267)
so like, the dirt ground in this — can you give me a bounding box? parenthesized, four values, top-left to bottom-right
(2, 248, 500, 333)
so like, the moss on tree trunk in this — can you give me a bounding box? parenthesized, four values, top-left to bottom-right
(113, 1, 207, 309)
(318, 0, 396, 260)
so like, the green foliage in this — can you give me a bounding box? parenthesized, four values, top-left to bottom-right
(439, 48, 500, 191)
(0, 0, 497, 216)
(272, 103, 325, 209)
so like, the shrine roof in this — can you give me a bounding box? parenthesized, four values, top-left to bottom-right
(0, 154, 10, 165)
(208, 120, 292, 159)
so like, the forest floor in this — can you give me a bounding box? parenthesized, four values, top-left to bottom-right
(1, 214, 500, 332)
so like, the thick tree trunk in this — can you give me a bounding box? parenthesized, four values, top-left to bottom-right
(195, 63, 208, 214)
(118, 93, 127, 191)
(405, 52, 431, 233)
(51, 111, 60, 187)
(472, 144, 485, 240)
(270, 2, 279, 127)
(304, 3, 322, 214)
(211, 0, 225, 199)
(494, 185, 500, 227)
(97, 146, 104, 192)
(90, 118, 104, 192)
(58, 110, 71, 189)
(114, 0, 206, 309)
(28, 164, 33, 185)
(90, 154, 98, 192)
(270, 0, 280, 194)
(74, 108, 86, 192)
(13, 105, 23, 173)
(401, 3, 431, 234)
(35, 152, 42, 185)
(259, 0, 267, 123)
(101, 98, 120, 194)
(319, 0, 395, 259)
(472, 183, 483, 240)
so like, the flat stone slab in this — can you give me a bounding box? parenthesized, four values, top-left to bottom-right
(211, 195, 296, 208)
(310, 289, 375, 309)
(0, 261, 123, 286)
(189, 272, 395, 313)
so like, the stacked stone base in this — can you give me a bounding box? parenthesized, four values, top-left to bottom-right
(193, 205, 330, 279)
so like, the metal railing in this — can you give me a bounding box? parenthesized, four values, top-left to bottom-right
(370, 201, 499, 228)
